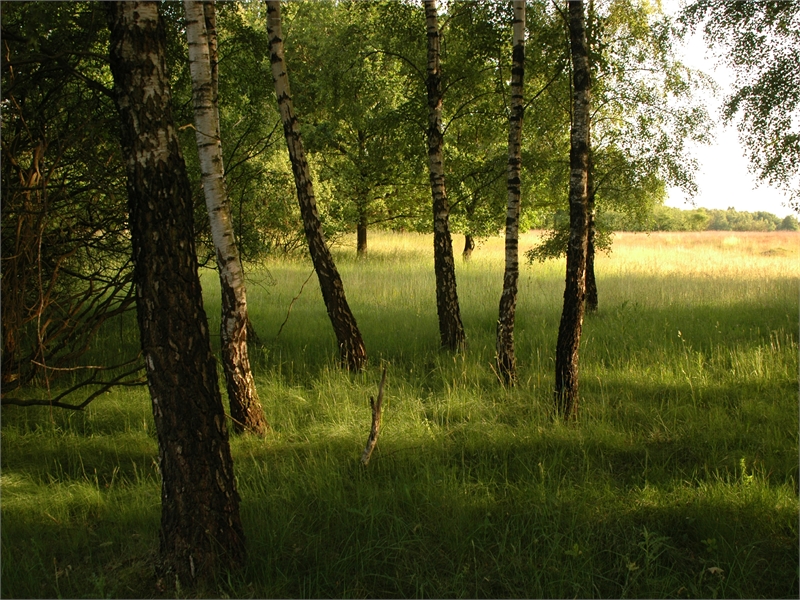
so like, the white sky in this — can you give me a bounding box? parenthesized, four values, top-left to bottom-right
(661, 0, 795, 218)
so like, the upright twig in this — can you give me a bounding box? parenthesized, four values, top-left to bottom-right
(361, 367, 387, 466)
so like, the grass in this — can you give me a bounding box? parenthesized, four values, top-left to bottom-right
(2, 230, 798, 598)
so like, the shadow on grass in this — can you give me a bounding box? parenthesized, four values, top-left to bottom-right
(233, 432, 798, 599)
(2, 275, 796, 597)
(2, 401, 797, 598)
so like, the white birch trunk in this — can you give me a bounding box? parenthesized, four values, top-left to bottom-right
(424, 0, 465, 351)
(496, 0, 526, 385)
(184, 0, 267, 435)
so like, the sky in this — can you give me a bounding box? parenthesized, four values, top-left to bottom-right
(660, 0, 795, 218)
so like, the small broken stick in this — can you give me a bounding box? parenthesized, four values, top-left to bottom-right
(360, 367, 387, 466)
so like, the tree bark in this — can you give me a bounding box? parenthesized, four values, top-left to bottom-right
(202, 0, 219, 107)
(496, 0, 526, 386)
(357, 197, 368, 259)
(585, 161, 598, 313)
(554, 0, 591, 420)
(106, 1, 245, 585)
(424, 0, 466, 352)
(184, 0, 268, 436)
(356, 130, 369, 260)
(266, 0, 367, 371)
(462, 233, 475, 261)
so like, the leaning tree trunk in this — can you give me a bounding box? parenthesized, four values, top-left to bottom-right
(424, 0, 465, 351)
(496, 0, 526, 385)
(203, 0, 258, 350)
(106, 1, 245, 585)
(585, 158, 598, 313)
(266, 0, 367, 371)
(554, 0, 591, 420)
(184, 0, 268, 436)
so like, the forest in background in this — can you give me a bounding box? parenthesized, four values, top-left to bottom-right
(583, 205, 799, 233)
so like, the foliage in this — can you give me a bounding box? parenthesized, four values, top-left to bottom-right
(681, 0, 800, 211)
(438, 0, 515, 240)
(455, 0, 573, 241)
(0, 1, 141, 403)
(214, 2, 304, 258)
(590, 0, 713, 200)
(601, 205, 795, 233)
(778, 214, 800, 231)
(530, 0, 713, 261)
(282, 1, 428, 244)
(176, 1, 304, 260)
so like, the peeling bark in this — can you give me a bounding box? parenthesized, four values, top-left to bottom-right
(106, 1, 245, 584)
(554, 0, 591, 420)
(184, 0, 267, 436)
(266, 0, 367, 371)
(496, 0, 526, 385)
(424, 0, 465, 351)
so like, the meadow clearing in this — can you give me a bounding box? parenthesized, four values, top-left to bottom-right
(1, 230, 798, 598)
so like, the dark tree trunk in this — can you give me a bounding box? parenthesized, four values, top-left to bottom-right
(585, 177, 598, 313)
(106, 1, 245, 585)
(356, 130, 369, 260)
(424, 0, 466, 351)
(462, 233, 475, 261)
(496, 0, 526, 385)
(266, 0, 367, 371)
(554, 0, 591, 420)
(357, 204, 368, 259)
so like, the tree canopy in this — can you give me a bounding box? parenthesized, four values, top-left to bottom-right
(681, 0, 800, 211)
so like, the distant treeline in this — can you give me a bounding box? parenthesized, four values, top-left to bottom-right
(602, 205, 800, 232)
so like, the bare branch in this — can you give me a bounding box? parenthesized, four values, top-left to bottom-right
(361, 367, 387, 466)
(1, 362, 146, 411)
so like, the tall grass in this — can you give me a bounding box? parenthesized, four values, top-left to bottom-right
(2, 231, 798, 598)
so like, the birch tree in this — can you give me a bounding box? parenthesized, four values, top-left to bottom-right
(424, 0, 466, 351)
(265, 0, 367, 371)
(529, 0, 712, 315)
(496, 0, 526, 385)
(106, 0, 245, 583)
(554, 0, 591, 419)
(183, 0, 268, 436)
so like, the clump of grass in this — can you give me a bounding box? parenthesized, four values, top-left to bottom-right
(2, 231, 798, 598)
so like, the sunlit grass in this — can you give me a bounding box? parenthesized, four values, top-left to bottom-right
(2, 230, 798, 598)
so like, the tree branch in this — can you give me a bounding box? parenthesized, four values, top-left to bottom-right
(361, 367, 387, 466)
(1, 361, 146, 411)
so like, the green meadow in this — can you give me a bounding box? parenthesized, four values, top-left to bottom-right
(2, 230, 798, 598)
